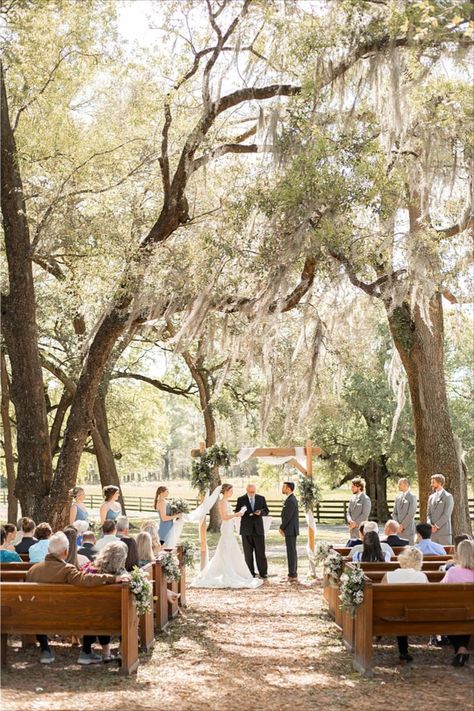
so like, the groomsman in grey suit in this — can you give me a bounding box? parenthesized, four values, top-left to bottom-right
(347, 478, 371, 540)
(392, 478, 417, 544)
(427, 473, 454, 545)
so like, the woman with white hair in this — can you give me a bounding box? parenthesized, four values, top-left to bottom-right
(381, 546, 428, 663)
(140, 520, 162, 557)
(441, 540, 474, 666)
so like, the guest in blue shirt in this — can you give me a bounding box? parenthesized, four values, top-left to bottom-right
(415, 522, 447, 556)
(28, 522, 53, 563)
(0, 526, 22, 562)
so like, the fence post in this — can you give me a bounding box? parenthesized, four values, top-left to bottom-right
(139, 497, 142, 512)
(316, 501, 320, 523)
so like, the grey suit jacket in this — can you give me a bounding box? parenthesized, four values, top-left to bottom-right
(392, 490, 417, 544)
(427, 489, 454, 545)
(347, 492, 371, 539)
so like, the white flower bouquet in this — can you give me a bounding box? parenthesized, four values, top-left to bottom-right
(129, 566, 153, 616)
(339, 564, 365, 617)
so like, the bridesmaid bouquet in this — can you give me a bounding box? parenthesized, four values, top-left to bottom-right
(169, 498, 190, 515)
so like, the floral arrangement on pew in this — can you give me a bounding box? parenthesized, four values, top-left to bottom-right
(314, 542, 344, 585)
(315, 541, 333, 565)
(180, 540, 197, 569)
(169, 497, 190, 515)
(191, 444, 232, 495)
(160, 551, 181, 582)
(129, 566, 153, 616)
(339, 564, 365, 617)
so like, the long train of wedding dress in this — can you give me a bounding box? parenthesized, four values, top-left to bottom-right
(191, 502, 263, 589)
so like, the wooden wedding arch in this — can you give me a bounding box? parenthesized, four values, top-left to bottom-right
(191, 439, 322, 568)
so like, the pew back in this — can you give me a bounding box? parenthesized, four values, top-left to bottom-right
(1, 582, 139, 674)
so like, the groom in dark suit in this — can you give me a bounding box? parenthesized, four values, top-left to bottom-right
(235, 484, 269, 578)
(279, 482, 299, 581)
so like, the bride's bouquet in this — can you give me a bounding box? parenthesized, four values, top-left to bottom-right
(169, 497, 190, 515)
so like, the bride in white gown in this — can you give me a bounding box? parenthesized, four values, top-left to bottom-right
(192, 484, 263, 589)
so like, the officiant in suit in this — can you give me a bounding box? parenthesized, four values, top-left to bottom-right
(235, 483, 269, 578)
(279, 482, 299, 581)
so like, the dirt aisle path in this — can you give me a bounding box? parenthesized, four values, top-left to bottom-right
(2, 562, 473, 710)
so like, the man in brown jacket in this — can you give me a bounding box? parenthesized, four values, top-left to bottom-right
(27, 531, 128, 664)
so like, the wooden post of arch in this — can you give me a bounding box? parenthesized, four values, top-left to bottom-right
(306, 439, 315, 554)
(198, 441, 207, 570)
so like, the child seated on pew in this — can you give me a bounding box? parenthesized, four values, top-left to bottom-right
(381, 546, 428, 663)
(136, 531, 180, 605)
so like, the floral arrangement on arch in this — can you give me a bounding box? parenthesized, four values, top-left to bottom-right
(298, 474, 320, 512)
(339, 564, 365, 617)
(129, 566, 153, 616)
(191, 443, 232, 495)
(169, 497, 190, 515)
(160, 551, 181, 582)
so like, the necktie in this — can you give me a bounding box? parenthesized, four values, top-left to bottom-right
(250, 497, 254, 511)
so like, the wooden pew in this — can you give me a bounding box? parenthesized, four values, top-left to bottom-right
(352, 578, 474, 675)
(152, 558, 169, 632)
(1, 582, 139, 674)
(0, 569, 154, 654)
(335, 546, 454, 557)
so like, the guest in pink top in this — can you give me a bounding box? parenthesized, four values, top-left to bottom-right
(441, 540, 474, 667)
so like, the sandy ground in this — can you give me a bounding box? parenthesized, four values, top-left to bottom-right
(1, 548, 473, 711)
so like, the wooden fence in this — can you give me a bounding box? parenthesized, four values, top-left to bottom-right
(2, 491, 472, 523)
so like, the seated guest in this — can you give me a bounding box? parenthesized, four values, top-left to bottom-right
(15, 517, 37, 554)
(116, 516, 129, 539)
(441, 540, 474, 666)
(346, 521, 369, 548)
(137, 531, 155, 566)
(71, 520, 89, 547)
(3, 523, 18, 551)
(29, 523, 53, 563)
(26, 532, 128, 664)
(78, 531, 98, 561)
(140, 520, 162, 557)
(353, 530, 391, 562)
(0, 526, 22, 562)
(63, 527, 89, 568)
(135, 531, 180, 604)
(439, 534, 472, 572)
(382, 520, 409, 548)
(415, 522, 446, 555)
(351, 522, 394, 560)
(95, 519, 119, 551)
(121, 536, 139, 571)
(381, 547, 428, 662)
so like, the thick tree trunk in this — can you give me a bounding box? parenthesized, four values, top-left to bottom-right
(1, 66, 53, 522)
(92, 392, 126, 515)
(387, 295, 471, 536)
(361, 455, 390, 523)
(0, 352, 18, 522)
(182, 351, 221, 532)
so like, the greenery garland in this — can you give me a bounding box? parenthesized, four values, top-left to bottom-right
(129, 566, 153, 616)
(339, 564, 365, 617)
(298, 474, 320, 512)
(191, 443, 232, 495)
(180, 540, 197, 569)
(160, 551, 181, 582)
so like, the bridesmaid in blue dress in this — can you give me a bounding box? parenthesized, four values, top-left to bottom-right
(69, 486, 89, 525)
(154, 486, 181, 545)
(99, 485, 123, 524)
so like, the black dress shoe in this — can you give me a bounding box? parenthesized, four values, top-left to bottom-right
(452, 653, 469, 667)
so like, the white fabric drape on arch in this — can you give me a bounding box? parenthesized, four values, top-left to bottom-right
(163, 485, 223, 551)
(237, 446, 307, 470)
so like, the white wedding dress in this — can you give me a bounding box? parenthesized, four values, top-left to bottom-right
(191, 502, 263, 589)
